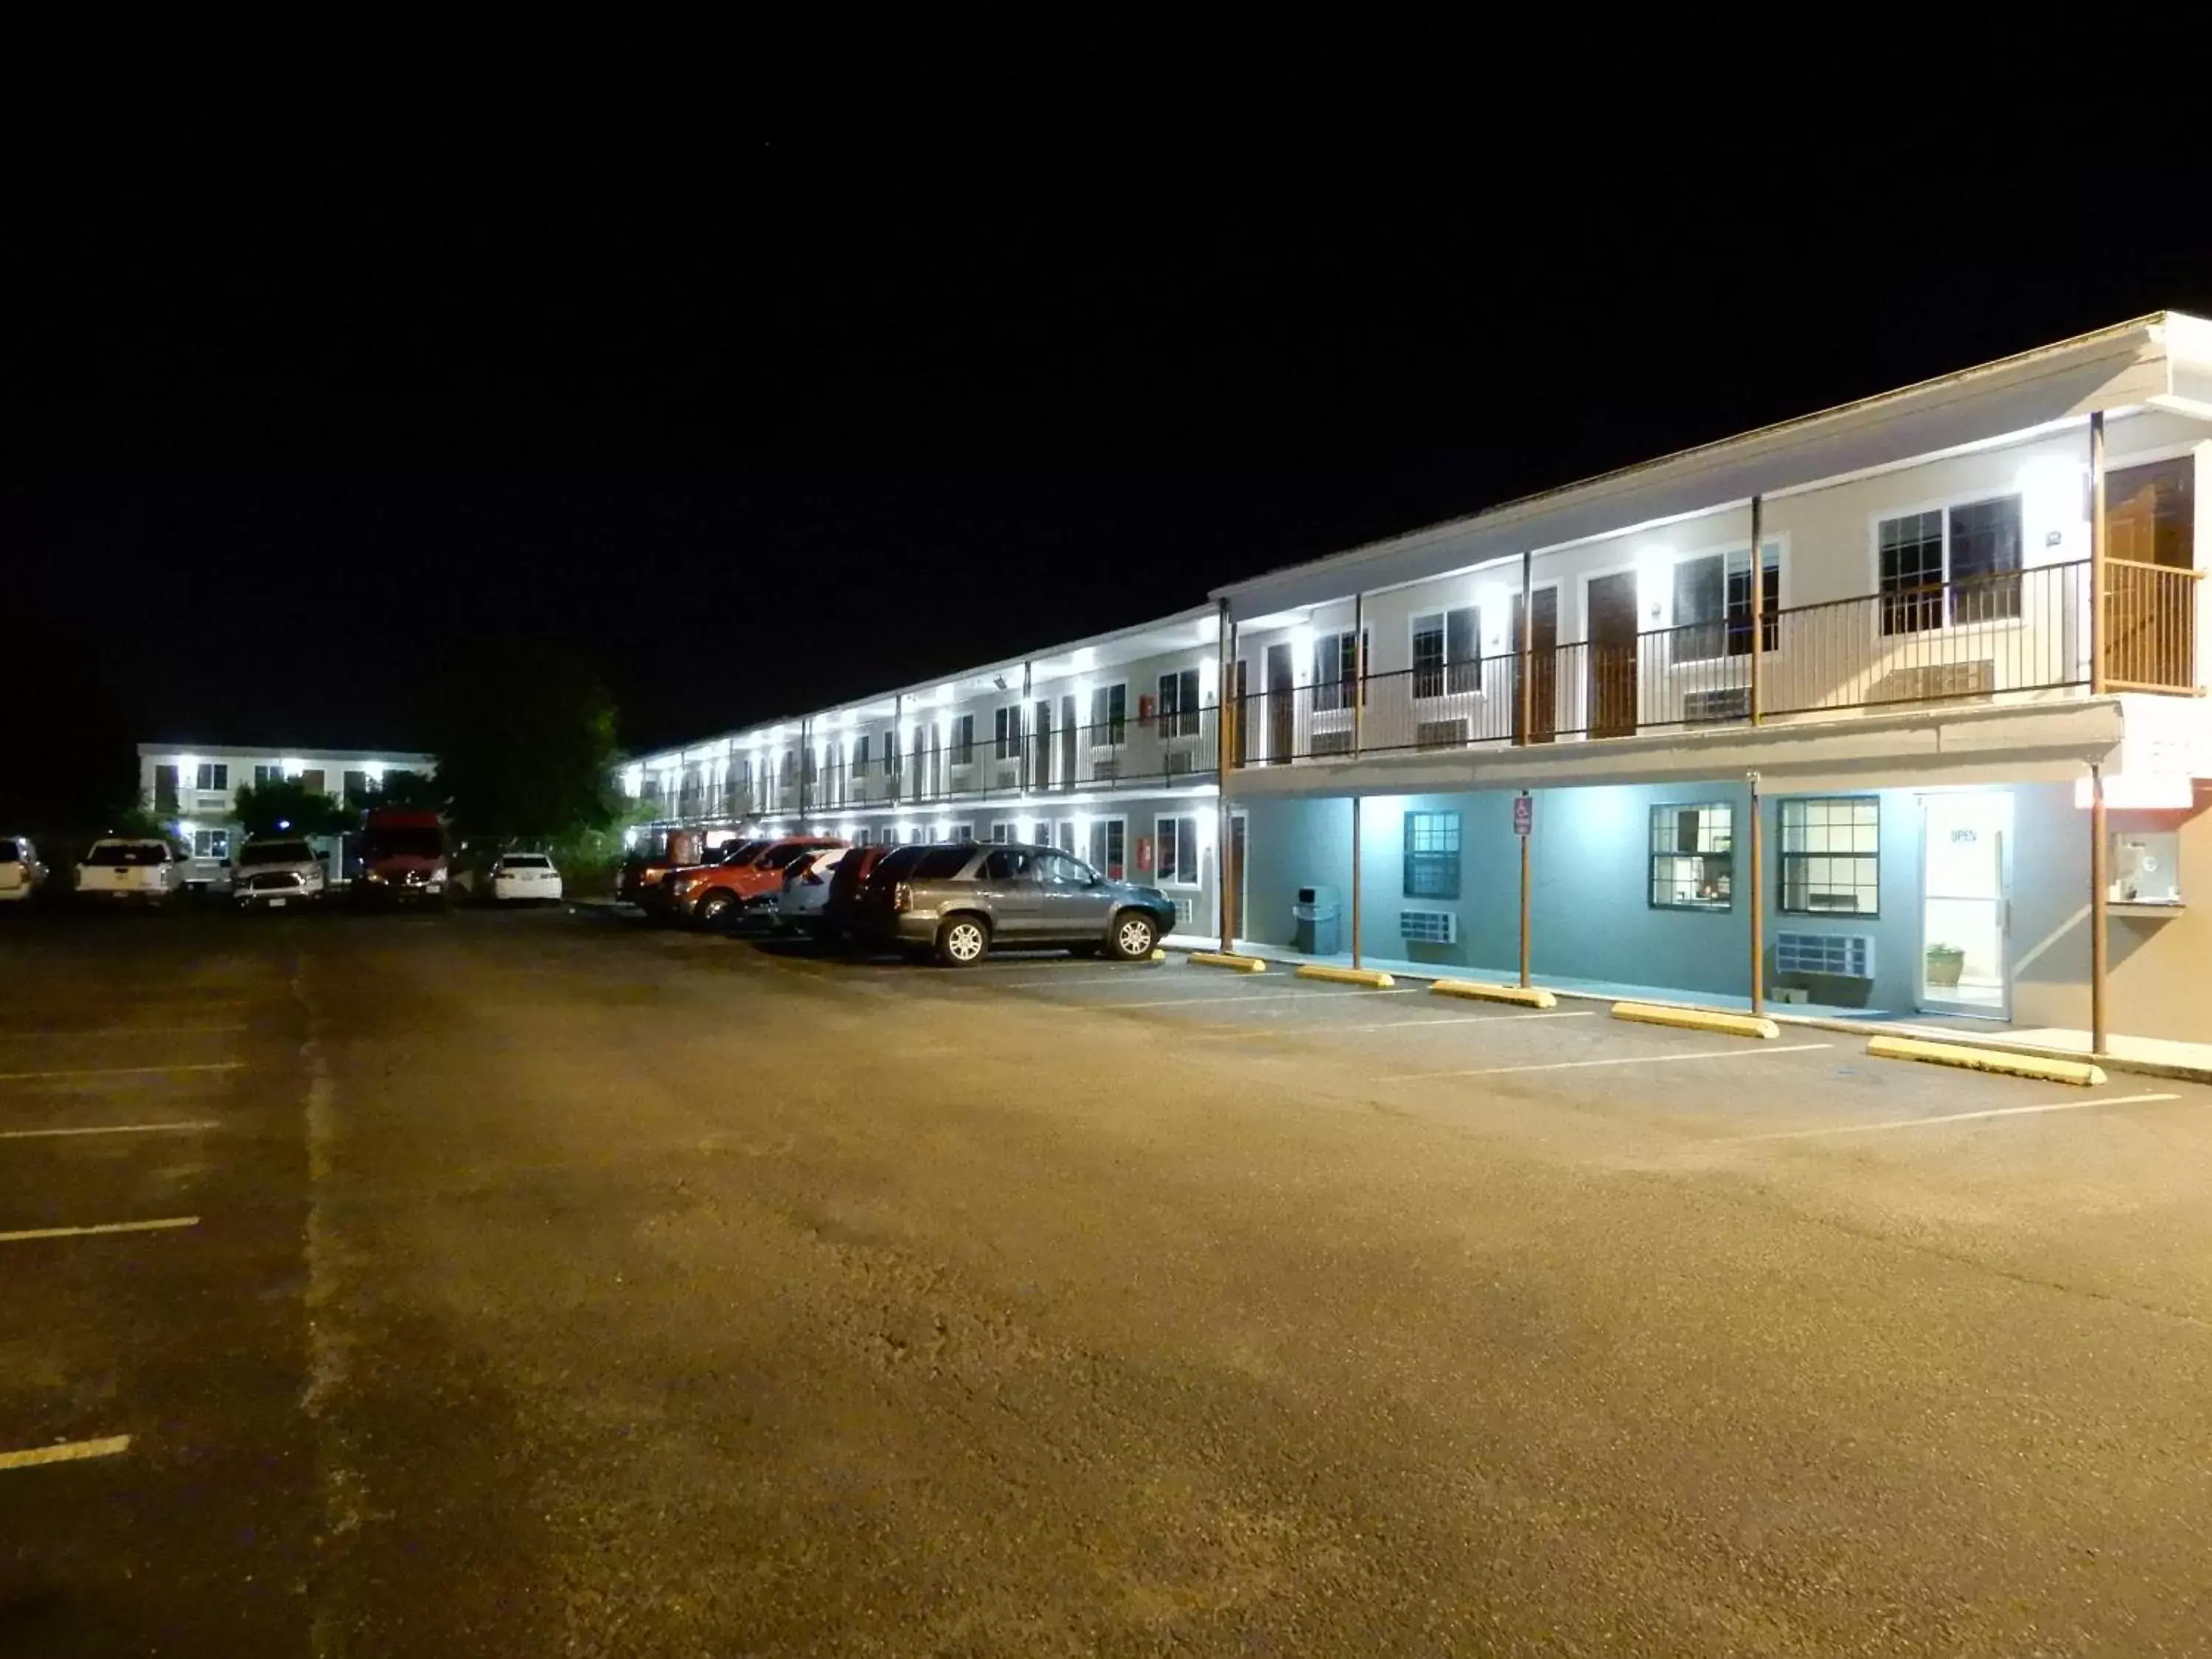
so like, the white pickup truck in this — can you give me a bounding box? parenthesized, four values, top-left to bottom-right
(74, 838, 185, 905)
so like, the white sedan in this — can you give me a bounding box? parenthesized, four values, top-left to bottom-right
(484, 852, 563, 904)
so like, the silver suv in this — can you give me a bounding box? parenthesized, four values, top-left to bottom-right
(866, 842, 1177, 967)
(232, 836, 328, 910)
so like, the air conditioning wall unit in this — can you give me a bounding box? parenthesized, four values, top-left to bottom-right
(1683, 687, 1750, 724)
(1416, 718, 1471, 750)
(1310, 729, 1356, 757)
(1399, 908, 1457, 945)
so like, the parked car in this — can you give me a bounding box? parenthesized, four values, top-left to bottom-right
(0, 835, 49, 905)
(232, 835, 328, 910)
(478, 851, 564, 905)
(358, 807, 452, 905)
(624, 838, 763, 912)
(816, 841, 894, 944)
(74, 838, 184, 906)
(773, 845, 850, 936)
(859, 841, 1175, 966)
(668, 835, 847, 927)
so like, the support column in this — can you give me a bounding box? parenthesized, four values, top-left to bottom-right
(1517, 790, 1532, 989)
(1748, 494, 1765, 726)
(2090, 411, 2108, 696)
(1747, 771, 1765, 1017)
(2090, 762, 2109, 1055)
(1020, 661, 1033, 796)
(799, 719, 812, 823)
(1350, 593, 1363, 969)
(1215, 598, 1232, 949)
(1516, 549, 1533, 746)
(891, 695, 904, 809)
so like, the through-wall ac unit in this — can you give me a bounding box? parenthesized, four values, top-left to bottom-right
(1171, 894, 1195, 926)
(1092, 758, 1120, 781)
(1683, 688, 1749, 724)
(1416, 718, 1470, 750)
(1773, 931, 1874, 978)
(1310, 729, 1356, 757)
(1165, 750, 1194, 776)
(1874, 660, 1996, 704)
(1399, 908, 1457, 945)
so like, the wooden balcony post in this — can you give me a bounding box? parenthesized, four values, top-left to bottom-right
(1215, 598, 1231, 948)
(891, 694, 903, 807)
(2090, 411, 2107, 697)
(1350, 592, 1363, 970)
(1517, 549, 1533, 746)
(2090, 761, 2109, 1056)
(799, 719, 811, 822)
(1748, 494, 1764, 726)
(1747, 771, 1764, 1018)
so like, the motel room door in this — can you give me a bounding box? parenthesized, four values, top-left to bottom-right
(1586, 571, 1639, 739)
(1919, 792, 2012, 1019)
(1265, 643, 1295, 761)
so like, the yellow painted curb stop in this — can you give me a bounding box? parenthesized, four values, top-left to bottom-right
(1189, 950, 1267, 973)
(1148, 948, 1167, 963)
(1865, 1034, 2107, 1088)
(1430, 980, 1557, 1010)
(1612, 1001, 1779, 1040)
(1295, 964, 1396, 990)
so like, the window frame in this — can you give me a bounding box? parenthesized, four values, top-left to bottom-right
(1311, 627, 1369, 714)
(1670, 540, 1783, 664)
(949, 714, 977, 766)
(1647, 801, 1735, 912)
(1409, 605, 1483, 699)
(1156, 668, 1202, 739)
(1872, 491, 2025, 638)
(1087, 815, 1127, 881)
(1153, 814, 1200, 886)
(197, 762, 231, 792)
(1778, 796, 1881, 919)
(1088, 683, 1127, 747)
(1402, 810, 1462, 899)
(993, 706, 1023, 762)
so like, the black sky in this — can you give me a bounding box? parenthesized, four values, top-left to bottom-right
(7, 21, 2209, 802)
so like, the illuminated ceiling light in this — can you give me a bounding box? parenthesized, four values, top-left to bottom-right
(1073, 647, 1097, 670)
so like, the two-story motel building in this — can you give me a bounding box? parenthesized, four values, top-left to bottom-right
(630, 310, 2212, 1049)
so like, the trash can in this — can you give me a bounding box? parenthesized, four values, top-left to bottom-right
(1292, 883, 1341, 956)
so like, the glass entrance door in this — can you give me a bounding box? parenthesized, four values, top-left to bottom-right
(1919, 793, 2011, 1018)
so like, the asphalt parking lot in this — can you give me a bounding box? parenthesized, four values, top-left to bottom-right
(5, 902, 2212, 1655)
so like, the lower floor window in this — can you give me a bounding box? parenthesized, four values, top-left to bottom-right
(1155, 815, 1200, 884)
(192, 828, 230, 860)
(1088, 818, 1127, 880)
(1649, 803, 1733, 909)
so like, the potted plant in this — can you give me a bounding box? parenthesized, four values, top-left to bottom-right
(1924, 942, 1966, 989)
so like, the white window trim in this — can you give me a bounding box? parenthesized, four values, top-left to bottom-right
(1663, 533, 1790, 669)
(1153, 814, 1203, 887)
(1309, 627, 1368, 725)
(1088, 813, 1128, 877)
(1156, 667, 1204, 742)
(1408, 603, 1487, 702)
(1088, 682, 1128, 750)
(1865, 489, 2031, 641)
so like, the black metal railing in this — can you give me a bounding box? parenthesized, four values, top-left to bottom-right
(1228, 560, 2143, 767)
(639, 706, 1222, 825)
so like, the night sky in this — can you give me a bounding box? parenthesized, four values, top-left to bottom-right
(7, 24, 2208, 821)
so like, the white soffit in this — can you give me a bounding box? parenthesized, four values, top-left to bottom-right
(1218, 313, 2198, 620)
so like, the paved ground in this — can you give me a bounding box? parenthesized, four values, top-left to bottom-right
(3, 903, 2211, 1655)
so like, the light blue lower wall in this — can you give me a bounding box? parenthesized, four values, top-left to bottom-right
(1237, 779, 2096, 1018)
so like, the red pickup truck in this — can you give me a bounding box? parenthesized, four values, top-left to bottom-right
(665, 835, 846, 926)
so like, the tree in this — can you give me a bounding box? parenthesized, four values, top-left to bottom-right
(232, 779, 355, 839)
(354, 768, 445, 813)
(430, 644, 624, 846)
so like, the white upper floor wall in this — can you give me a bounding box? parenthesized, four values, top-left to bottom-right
(138, 743, 437, 821)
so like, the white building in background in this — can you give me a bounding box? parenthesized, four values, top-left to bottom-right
(136, 742, 437, 866)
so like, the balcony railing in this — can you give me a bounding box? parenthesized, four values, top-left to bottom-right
(1228, 557, 2197, 768)
(642, 706, 1222, 824)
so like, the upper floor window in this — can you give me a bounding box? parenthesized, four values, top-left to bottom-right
(196, 762, 230, 791)
(950, 714, 976, 765)
(1411, 608, 1481, 698)
(1312, 629, 1365, 713)
(1088, 684, 1127, 745)
(883, 730, 899, 775)
(1157, 669, 1201, 737)
(1879, 495, 2020, 635)
(853, 734, 871, 772)
(252, 763, 282, 787)
(342, 769, 369, 801)
(1674, 544, 1779, 660)
(994, 706, 1023, 760)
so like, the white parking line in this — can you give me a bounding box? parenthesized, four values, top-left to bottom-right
(1380, 1043, 1834, 1081)
(0, 1025, 249, 1042)
(0, 1121, 222, 1141)
(1183, 1009, 1600, 1039)
(0, 1063, 243, 1084)
(1711, 1091, 2184, 1145)
(0, 1217, 200, 1244)
(1068, 987, 1426, 1012)
(0, 1435, 132, 1472)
